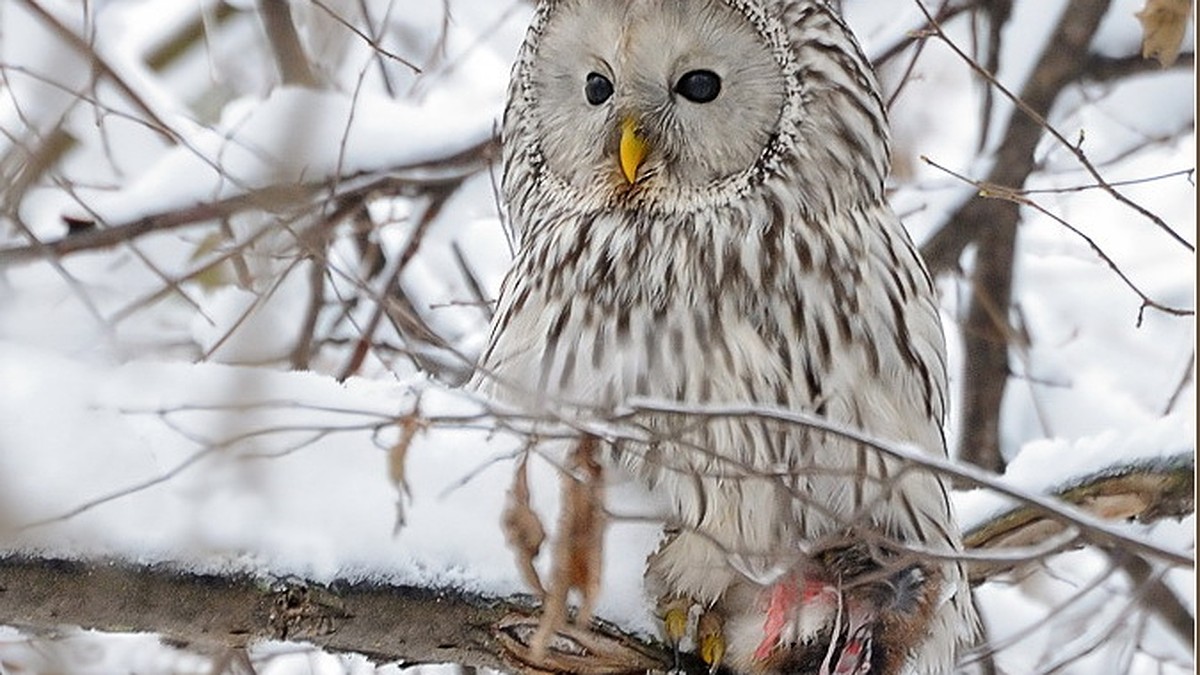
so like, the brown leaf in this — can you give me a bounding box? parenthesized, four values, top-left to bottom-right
(503, 452, 548, 596)
(531, 437, 607, 659)
(389, 413, 424, 533)
(1136, 0, 1194, 67)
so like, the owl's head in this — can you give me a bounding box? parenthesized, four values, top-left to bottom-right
(502, 0, 890, 219)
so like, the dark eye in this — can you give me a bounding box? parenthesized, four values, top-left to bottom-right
(674, 69, 721, 103)
(585, 72, 613, 105)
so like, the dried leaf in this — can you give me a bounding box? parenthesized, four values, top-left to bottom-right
(389, 413, 424, 533)
(1136, 0, 1194, 67)
(503, 452, 548, 596)
(531, 437, 607, 659)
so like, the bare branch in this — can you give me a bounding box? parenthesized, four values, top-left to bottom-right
(0, 138, 499, 267)
(1083, 51, 1195, 82)
(962, 453, 1195, 581)
(922, 155, 1194, 320)
(15, 0, 181, 144)
(917, 0, 1193, 267)
(310, 0, 422, 74)
(616, 398, 1194, 570)
(258, 0, 321, 87)
(337, 180, 460, 381)
(0, 442, 1189, 671)
(912, 0, 1141, 474)
(0, 554, 526, 671)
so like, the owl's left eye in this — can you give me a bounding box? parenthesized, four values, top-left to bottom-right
(585, 72, 614, 105)
(674, 70, 722, 103)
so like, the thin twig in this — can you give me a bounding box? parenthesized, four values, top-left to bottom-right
(922, 155, 1194, 320)
(337, 181, 460, 381)
(0, 139, 499, 267)
(913, 0, 1195, 252)
(312, 0, 421, 73)
(618, 397, 1194, 569)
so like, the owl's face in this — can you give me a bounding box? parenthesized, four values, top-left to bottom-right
(526, 0, 786, 202)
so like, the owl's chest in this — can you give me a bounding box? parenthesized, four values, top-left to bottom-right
(491, 291, 791, 409)
(490, 219, 858, 408)
(518, 207, 813, 315)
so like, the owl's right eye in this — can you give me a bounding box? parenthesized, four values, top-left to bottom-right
(584, 72, 614, 105)
(674, 70, 721, 103)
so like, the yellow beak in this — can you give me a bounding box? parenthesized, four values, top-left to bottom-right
(619, 118, 648, 184)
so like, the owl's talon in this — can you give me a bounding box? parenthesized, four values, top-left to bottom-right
(697, 610, 725, 673)
(656, 596, 692, 672)
(659, 596, 692, 646)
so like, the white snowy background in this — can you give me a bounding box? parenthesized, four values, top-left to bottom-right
(0, 0, 1193, 673)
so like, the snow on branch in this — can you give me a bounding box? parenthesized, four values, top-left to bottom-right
(963, 452, 1194, 582)
(0, 373, 1191, 671)
(0, 441, 1190, 672)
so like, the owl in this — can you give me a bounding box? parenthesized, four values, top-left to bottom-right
(476, 0, 978, 673)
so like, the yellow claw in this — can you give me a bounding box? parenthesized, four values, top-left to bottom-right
(661, 599, 690, 645)
(697, 610, 726, 673)
(619, 117, 648, 184)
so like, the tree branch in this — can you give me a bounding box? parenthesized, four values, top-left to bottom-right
(1083, 51, 1195, 82)
(0, 554, 509, 668)
(962, 452, 1195, 581)
(0, 555, 682, 673)
(0, 450, 1189, 671)
(915, 0, 1115, 473)
(258, 0, 320, 87)
(0, 138, 499, 268)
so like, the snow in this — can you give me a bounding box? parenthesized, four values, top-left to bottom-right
(0, 625, 470, 674)
(62, 85, 503, 227)
(954, 412, 1195, 533)
(972, 537, 1194, 674)
(0, 0, 1194, 673)
(0, 341, 664, 635)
